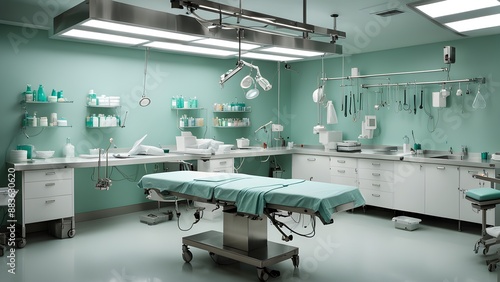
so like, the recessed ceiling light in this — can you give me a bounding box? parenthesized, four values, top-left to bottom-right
(415, 0, 500, 18)
(144, 41, 237, 57)
(194, 38, 260, 50)
(61, 29, 148, 45)
(260, 47, 324, 57)
(82, 20, 201, 41)
(445, 13, 500, 32)
(240, 52, 301, 62)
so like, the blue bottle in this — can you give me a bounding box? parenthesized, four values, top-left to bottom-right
(37, 85, 47, 102)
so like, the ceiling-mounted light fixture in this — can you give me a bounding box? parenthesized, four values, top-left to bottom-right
(220, 61, 245, 87)
(53, 0, 345, 61)
(408, 0, 500, 35)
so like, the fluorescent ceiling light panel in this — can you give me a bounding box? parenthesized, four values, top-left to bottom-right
(240, 52, 301, 62)
(61, 29, 148, 45)
(445, 13, 500, 32)
(416, 0, 500, 18)
(261, 47, 324, 57)
(194, 38, 260, 50)
(144, 41, 237, 57)
(83, 20, 201, 41)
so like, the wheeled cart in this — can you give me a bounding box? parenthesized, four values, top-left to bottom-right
(181, 207, 299, 282)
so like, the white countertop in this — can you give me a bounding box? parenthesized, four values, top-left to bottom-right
(7, 146, 497, 171)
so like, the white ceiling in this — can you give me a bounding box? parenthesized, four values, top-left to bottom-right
(2, 0, 499, 55)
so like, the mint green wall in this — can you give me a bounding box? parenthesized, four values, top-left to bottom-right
(0, 24, 291, 213)
(3, 22, 498, 214)
(290, 34, 500, 153)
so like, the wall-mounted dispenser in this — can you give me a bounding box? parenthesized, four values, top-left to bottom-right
(359, 115, 376, 139)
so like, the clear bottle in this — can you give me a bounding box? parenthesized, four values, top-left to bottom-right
(171, 96, 177, 109)
(63, 137, 75, 158)
(32, 111, 38, 127)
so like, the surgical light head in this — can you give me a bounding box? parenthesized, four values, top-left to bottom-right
(220, 61, 244, 87)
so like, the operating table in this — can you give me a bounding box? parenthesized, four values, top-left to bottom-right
(137, 171, 365, 281)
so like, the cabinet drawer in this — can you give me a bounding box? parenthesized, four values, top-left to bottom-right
(24, 195, 73, 224)
(358, 159, 393, 171)
(360, 189, 393, 209)
(198, 158, 234, 172)
(330, 167, 357, 178)
(24, 179, 73, 199)
(358, 179, 394, 192)
(358, 169, 394, 182)
(330, 157, 357, 168)
(331, 176, 358, 187)
(24, 168, 73, 183)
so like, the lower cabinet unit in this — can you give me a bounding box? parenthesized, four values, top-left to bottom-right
(393, 163, 425, 214)
(358, 159, 394, 209)
(424, 164, 460, 220)
(330, 156, 358, 186)
(292, 154, 330, 182)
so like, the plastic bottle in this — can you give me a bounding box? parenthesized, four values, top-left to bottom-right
(32, 111, 38, 127)
(63, 137, 75, 158)
(37, 85, 47, 102)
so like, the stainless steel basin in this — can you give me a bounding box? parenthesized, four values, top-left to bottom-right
(430, 155, 464, 160)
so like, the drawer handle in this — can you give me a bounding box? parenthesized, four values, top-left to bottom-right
(337, 160, 346, 164)
(45, 183, 56, 187)
(307, 158, 316, 161)
(372, 163, 381, 166)
(219, 161, 227, 165)
(437, 166, 445, 170)
(372, 173, 381, 176)
(337, 170, 346, 174)
(45, 172, 56, 176)
(45, 200, 56, 204)
(468, 170, 479, 175)
(372, 184, 381, 187)
(371, 194, 381, 198)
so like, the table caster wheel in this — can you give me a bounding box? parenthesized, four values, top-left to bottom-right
(292, 255, 300, 268)
(257, 268, 269, 282)
(182, 245, 192, 263)
(488, 263, 497, 272)
(16, 238, 26, 249)
(484, 247, 490, 255)
(67, 229, 76, 238)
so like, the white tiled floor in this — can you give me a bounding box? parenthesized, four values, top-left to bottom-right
(1, 207, 499, 282)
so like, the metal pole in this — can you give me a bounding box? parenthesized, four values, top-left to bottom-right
(322, 68, 448, 81)
(361, 77, 486, 89)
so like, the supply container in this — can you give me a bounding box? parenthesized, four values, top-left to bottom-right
(0, 187, 10, 206)
(392, 216, 421, 231)
(236, 138, 250, 148)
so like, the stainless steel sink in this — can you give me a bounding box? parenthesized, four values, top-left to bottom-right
(430, 155, 464, 160)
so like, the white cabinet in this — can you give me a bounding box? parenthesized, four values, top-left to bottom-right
(459, 167, 496, 225)
(22, 168, 74, 224)
(358, 159, 394, 209)
(292, 154, 330, 182)
(393, 163, 425, 214)
(198, 158, 234, 173)
(329, 156, 358, 186)
(424, 164, 459, 220)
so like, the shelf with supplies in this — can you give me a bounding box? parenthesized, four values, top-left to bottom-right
(212, 102, 251, 128)
(85, 97, 124, 128)
(172, 107, 207, 133)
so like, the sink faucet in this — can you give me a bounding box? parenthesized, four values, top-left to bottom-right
(449, 147, 453, 154)
(461, 145, 468, 156)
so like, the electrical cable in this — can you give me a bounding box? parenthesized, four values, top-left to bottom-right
(233, 157, 245, 173)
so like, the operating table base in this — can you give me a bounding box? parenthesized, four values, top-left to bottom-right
(182, 230, 299, 281)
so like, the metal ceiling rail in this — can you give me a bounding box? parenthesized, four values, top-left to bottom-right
(361, 77, 486, 89)
(321, 68, 448, 81)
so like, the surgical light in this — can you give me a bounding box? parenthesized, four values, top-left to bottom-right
(415, 0, 500, 18)
(144, 42, 236, 57)
(219, 61, 244, 86)
(445, 14, 500, 32)
(61, 29, 148, 45)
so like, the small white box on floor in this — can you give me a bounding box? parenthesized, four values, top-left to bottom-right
(392, 216, 421, 231)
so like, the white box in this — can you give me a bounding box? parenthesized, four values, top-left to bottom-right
(432, 91, 446, 107)
(0, 188, 9, 206)
(392, 216, 421, 231)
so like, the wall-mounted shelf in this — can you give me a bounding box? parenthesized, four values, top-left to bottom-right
(23, 100, 74, 104)
(213, 110, 252, 113)
(86, 105, 120, 108)
(213, 126, 251, 128)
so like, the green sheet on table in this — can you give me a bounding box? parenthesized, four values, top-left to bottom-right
(137, 171, 365, 223)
